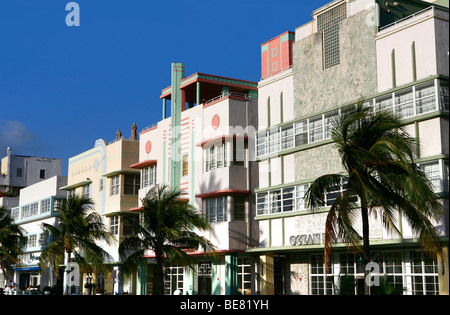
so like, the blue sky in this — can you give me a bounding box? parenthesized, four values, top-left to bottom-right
(0, 0, 330, 174)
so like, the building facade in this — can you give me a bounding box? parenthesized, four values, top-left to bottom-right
(251, 0, 449, 295)
(7, 175, 67, 290)
(131, 63, 259, 295)
(61, 127, 140, 294)
(1, 147, 62, 194)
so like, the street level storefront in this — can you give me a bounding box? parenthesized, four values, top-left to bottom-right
(135, 251, 256, 295)
(248, 238, 448, 295)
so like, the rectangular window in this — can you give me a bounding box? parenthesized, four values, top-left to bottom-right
(309, 116, 323, 143)
(310, 255, 334, 295)
(375, 94, 393, 113)
(39, 169, 46, 179)
(141, 165, 157, 188)
(182, 154, 189, 177)
(110, 216, 119, 235)
(124, 174, 140, 195)
(256, 132, 267, 157)
(82, 184, 91, 198)
(30, 202, 39, 216)
(234, 196, 246, 221)
(395, 88, 414, 119)
(317, 3, 347, 70)
(440, 84, 449, 111)
(294, 121, 308, 146)
(16, 168, 23, 177)
(11, 207, 19, 221)
(205, 197, 227, 223)
(257, 193, 268, 215)
(27, 234, 37, 249)
(164, 264, 184, 295)
(415, 83, 436, 114)
(111, 175, 120, 196)
(280, 125, 294, 150)
(238, 258, 252, 295)
(205, 143, 227, 172)
(420, 161, 441, 193)
(295, 184, 310, 211)
(268, 128, 280, 154)
(233, 139, 245, 167)
(411, 251, 439, 295)
(41, 198, 51, 214)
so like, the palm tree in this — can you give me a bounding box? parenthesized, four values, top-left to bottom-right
(305, 104, 444, 295)
(39, 195, 115, 295)
(0, 206, 27, 280)
(118, 185, 215, 295)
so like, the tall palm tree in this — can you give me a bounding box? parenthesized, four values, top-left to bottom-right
(119, 185, 215, 295)
(305, 104, 444, 295)
(0, 206, 27, 280)
(39, 195, 115, 295)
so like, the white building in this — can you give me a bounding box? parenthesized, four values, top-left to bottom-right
(131, 63, 259, 295)
(251, 0, 449, 295)
(8, 175, 67, 290)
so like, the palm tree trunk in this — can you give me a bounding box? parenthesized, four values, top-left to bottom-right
(361, 204, 371, 295)
(64, 251, 71, 295)
(154, 252, 165, 295)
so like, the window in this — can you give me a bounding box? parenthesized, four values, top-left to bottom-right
(294, 121, 308, 146)
(39, 233, 49, 247)
(22, 205, 30, 219)
(309, 116, 323, 143)
(205, 197, 227, 223)
(234, 196, 246, 221)
(256, 132, 267, 156)
(124, 174, 140, 195)
(141, 165, 157, 188)
(440, 85, 449, 111)
(110, 216, 119, 235)
(111, 175, 120, 196)
(395, 88, 414, 119)
(82, 184, 91, 198)
(16, 168, 22, 177)
(420, 161, 441, 193)
(11, 207, 19, 221)
(39, 169, 46, 179)
(257, 184, 311, 216)
(280, 125, 294, 150)
(41, 198, 51, 214)
(411, 251, 439, 295)
(182, 155, 189, 177)
(99, 178, 104, 192)
(205, 142, 227, 172)
(30, 202, 38, 216)
(415, 83, 436, 114)
(238, 258, 252, 295)
(317, 2, 347, 69)
(310, 255, 334, 295)
(164, 264, 184, 295)
(233, 138, 245, 167)
(295, 184, 310, 211)
(27, 234, 37, 249)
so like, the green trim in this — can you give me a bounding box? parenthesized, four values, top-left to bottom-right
(415, 121, 420, 158)
(280, 91, 284, 124)
(391, 49, 397, 88)
(267, 96, 271, 127)
(415, 154, 449, 163)
(246, 236, 449, 253)
(256, 75, 449, 135)
(255, 207, 330, 221)
(411, 41, 417, 82)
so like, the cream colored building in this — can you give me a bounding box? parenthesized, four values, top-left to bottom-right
(61, 128, 139, 294)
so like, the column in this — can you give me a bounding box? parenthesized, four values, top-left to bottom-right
(259, 253, 274, 295)
(225, 254, 238, 295)
(438, 245, 449, 295)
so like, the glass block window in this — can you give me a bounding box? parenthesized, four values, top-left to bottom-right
(317, 3, 347, 69)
